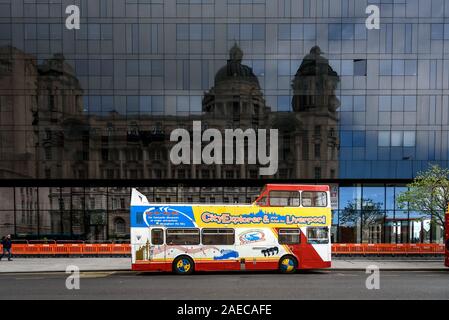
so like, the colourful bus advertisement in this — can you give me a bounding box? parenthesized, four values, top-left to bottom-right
(130, 184, 331, 274)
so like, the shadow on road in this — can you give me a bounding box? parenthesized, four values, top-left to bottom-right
(134, 269, 331, 277)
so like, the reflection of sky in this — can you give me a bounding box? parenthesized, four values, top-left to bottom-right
(362, 186, 384, 209)
(339, 185, 412, 214)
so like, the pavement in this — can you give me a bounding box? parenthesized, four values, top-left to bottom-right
(0, 270, 449, 300)
(0, 257, 446, 273)
(0, 258, 131, 273)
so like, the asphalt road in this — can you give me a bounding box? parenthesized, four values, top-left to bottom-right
(0, 270, 448, 300)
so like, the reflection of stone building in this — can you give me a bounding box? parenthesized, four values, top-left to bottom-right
(0, 44, 339, 240)
(203, 43, 271, 179)
(290, 46, 340, 179)
(0, 47, 85, 180)
(75, 44, 340, 182)
(35, 53, 85, 179)
(0, 47, 37, 179)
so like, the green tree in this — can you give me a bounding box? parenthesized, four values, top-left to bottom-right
(340, 199, 384, 227)
(396, 164, 449, 227)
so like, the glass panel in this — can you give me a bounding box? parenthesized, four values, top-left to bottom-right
(278, 229, 301, 245)
(361, 185, 385, 243)
(151, 228, 164, 245)
(386, 185, 395, 210)
(378, 131, 390, 147)
(84, 187, 107, 241)
(166, 228, 200, 245)
(269, 191, 300, 207)
(433, 221, 444, 244)
(431, 24, 444, 40)
(404, 132, 416, 147)
(394, 186, 408, 210)
(391, 131, 403, 147)
(44, 187, 72, 239)
(338, 186, 362, 243)
(353, 59, 366, 76)
(15, 187, 38, 238)
(307, 227, 329, 244)
(393, 210, 409, 244)
(70, 187, 87, 239)
(362, 185, 385, 210)
(421, 215, 432, 244)
(384, 210, 395, 243)
(301, 192, 327, 207)
(0, 188, 15, 237)
(201, 229, 234, 245)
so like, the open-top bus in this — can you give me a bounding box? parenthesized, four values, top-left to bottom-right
(130, 184, 331, 274)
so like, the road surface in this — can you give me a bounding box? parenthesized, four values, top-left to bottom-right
(0, 270, 448, 300)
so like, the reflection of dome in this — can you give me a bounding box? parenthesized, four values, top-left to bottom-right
(294, 46, 339, 79)
(292, 46, 340, 113)
(214, 43, 260, 87)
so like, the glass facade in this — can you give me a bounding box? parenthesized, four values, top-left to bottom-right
(0, 185, 444, 243)
(335, 184, 444, 244)
(0, 0, 448, 242)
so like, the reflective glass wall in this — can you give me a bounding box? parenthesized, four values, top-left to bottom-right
(0, 0, 448, 243)
(1, 0, 449, 180)
(334, 184, 444, 243)
(0, 185, 445, 243)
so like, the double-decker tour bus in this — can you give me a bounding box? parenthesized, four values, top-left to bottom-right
(130, 184, 331, 274)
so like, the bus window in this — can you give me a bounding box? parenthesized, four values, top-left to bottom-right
(151, 228, 164, 245)
(278, 229, 301, 244)
(269, 191, 300, 207)
(307, 227, 329, 244)
(301, 191, 327, 207)
(201, 229, 235, 245)
(166, 228, 200, 245)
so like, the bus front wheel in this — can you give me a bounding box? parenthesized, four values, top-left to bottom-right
(173, 256, 195, 275)
(279, 255, 298, 274)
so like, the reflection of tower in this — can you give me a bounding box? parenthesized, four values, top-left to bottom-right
(0, 46, 38, 178)
(203, 43, 268, 125)
(202, 43, 271, 178)
(37, 53, 85, 179)
(0, 47, 85, 179)
(291, 46, 340, 179)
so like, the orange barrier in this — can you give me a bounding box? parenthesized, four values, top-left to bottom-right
(68, 244, 84, 255)
(364, 244, 379, 254)
(0, 243, 444, 256)
(82, 244, 99, 255)
(53, 244, 70, 255)
(97, 244, 113, 255)
(333, 243, 444, 255)
(111, 244, 132, 255)
(0, 243, 131, 256)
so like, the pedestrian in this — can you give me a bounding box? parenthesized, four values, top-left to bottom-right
(0, 235, 12, 261)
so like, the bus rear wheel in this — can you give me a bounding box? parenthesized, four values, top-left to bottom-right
(173, 256, 195, 275)
(279, 255, 297, 274)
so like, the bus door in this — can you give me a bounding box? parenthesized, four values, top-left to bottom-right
(149, 227, 166, 262)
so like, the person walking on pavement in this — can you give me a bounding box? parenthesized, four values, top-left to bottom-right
(0, 235, 12, 261)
